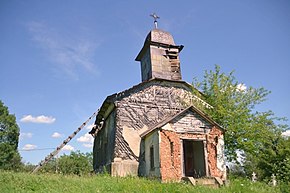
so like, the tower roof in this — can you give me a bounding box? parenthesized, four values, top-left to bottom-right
(135, 29, 183, 61)
(146, 29, 175, 45)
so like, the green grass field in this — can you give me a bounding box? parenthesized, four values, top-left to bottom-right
(0, 171, 282, 193)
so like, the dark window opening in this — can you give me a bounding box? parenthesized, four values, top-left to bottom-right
(150, 146, 154, 170)
(170, 141, 174, 166)
(168, 55, 177, 59)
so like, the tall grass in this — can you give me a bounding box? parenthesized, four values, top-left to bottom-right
(0, 171, 282, 193)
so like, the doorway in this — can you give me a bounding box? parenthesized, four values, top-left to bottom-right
(183, 140, 206, 178)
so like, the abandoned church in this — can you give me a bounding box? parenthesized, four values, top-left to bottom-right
(89, 23, 227, 184)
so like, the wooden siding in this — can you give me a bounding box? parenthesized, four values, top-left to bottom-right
(171, 111, 213, 133)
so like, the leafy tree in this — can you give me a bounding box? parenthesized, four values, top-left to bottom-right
(244, 135, 290, 183)
(58, 151, 92, 175)
(192, 65, 288, 163)
(0, 100, 22, 170)
(192, 65, 290, 182)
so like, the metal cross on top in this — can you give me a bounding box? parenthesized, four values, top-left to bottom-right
(150, 13, 160, 29)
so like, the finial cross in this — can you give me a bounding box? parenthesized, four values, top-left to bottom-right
(150, 13, 160, 29)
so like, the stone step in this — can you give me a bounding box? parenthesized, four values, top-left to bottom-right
(182, 177, 222, 188)
(196, 178, 216, 185)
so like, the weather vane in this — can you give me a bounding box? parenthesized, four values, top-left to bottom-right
(150, 13, 160, 29)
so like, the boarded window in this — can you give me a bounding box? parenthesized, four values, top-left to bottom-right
(150, 146, 154, 170)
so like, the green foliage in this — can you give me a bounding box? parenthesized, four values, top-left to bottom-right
(37, 151, 93, 175)
(40, 157, 58, 173)
(245, 136, 290, 183)
(0, 171, 282, 193)
(31, 151, 93, 175)
(20, 162, 36, 173)
(0, 100, 22, 170)
(58, 151, 92, 175)
(192, 65, 289, 181)
(279, 182, 290, 193)
(192, 65, 287, 158)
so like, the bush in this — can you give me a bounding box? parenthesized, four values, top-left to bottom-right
(57, 151, 92, 175)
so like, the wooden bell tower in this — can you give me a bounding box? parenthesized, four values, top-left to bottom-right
(135, 29, 184, 82)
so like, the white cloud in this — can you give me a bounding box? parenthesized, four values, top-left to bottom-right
(282, 130, 290, 137)
(77, 133, 94, 148)
(77, 133, 94, 143)
(236, 83, 247, 92)
(62, 145, 74, 151)
(22, 144, 37, 150)
(20, 132, 33, 139)
(85, 124, 95, 130)
(26, 21, 100, 79)
(20, 115, 56, 124)
(83, 143, 93, 148)
(51, 132, 63, 138)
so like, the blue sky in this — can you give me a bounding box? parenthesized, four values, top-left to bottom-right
(1, 0, 289, 164)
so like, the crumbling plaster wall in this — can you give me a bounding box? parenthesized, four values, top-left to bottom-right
(114, 82, 193, 161)
(93, 80, 221, 178)
(93, 110, 116, 172)
(143, 130, 161, 178)
(110, 82, 196, 177)
(207, 126, 226, 180)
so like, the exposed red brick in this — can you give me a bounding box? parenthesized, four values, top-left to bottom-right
(207, 126, 224, 179)
(159, 130, 182, 182)
(159, 126, 225, 181)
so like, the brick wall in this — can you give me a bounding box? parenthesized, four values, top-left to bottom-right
(159, 130, 182, 181)
(159, 126, 225, 181)
(207, 126, 224, 179)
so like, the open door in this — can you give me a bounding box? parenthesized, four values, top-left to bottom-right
(183, 140, 206, 178)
